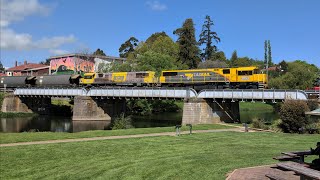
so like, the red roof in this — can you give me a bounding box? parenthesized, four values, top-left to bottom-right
(6, 63, 47, 72)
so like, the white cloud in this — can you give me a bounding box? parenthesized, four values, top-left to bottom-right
(0, 0, 50, 28)
(0, 28, 76, 50)
(49, 49, 70, 55)
(0, 0, 76, 52)
(146, 1, 167, 11)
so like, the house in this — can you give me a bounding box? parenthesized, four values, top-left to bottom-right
(47, 53, 126, 75)
(6, 61, 49, 76)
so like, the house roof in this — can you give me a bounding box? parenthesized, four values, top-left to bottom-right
(6, 63, 48, 72)
(47, 53, 126, 61)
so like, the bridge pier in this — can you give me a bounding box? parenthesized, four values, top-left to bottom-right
(1, 93, 51, 115)
(182, 99, 240, 125)
(72, 96, 126, 121)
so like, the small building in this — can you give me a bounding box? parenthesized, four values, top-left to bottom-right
(47, 53, 126, 75)
(21, 66, 50, 76)
(6, 61, 49, 76)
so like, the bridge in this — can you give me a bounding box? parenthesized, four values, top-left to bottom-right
(12, 87, 312, 101)
(1, 87, 318, 126)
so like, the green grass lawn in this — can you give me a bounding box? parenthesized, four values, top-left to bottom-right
(240, 102, 274, 111)
(0, 124, 233, 144)
(0, 132, 318, 179)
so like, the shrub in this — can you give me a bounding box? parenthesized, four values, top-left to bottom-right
(0, 92, 4, 108)
(279, 100, 309, 133)
(307, 100, 319, 111)
(111, 113, 133, 130)
(270, 119, 283, 132)
(251, 118, 269, 130)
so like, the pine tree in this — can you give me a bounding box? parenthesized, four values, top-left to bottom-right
(93, 48, 106, 56)
(174, 18, 201, 69)
(230, 50, 238, 67)
(264, 40, 268, 65)
(267, 40, 272, 66)
(198, 15, 220, 61)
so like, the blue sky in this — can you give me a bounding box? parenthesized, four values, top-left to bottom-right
(1, 0, 319, 68)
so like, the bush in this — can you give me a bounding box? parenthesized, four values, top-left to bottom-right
(111, 113, 133, 130)
(0, 92, 4, 108)
(251, 118, 269, 130)
(279, 100, 309, 133)
(307, 100, 319, 111)
(270, 119, 283, 132)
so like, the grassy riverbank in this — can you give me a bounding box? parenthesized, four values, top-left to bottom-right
(240, 102, 274, 111)
(0, 131, 318, 179)
(0, 124, 234, 144)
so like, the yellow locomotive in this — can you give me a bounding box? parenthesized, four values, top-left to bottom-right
(159, 66, 267, 89)
(80, 66, 267, 89)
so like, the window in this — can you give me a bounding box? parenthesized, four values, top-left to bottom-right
(163, 72, 178, 76)
(84, 76, 93, 79)
(223, 69, 230, 74)
(238, 71, 253, 75)
(98, 74, 103, 78)
(254, 69, 259, 74)
(136, 73, 148, 78)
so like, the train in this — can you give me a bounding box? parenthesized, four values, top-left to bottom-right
(0, 66, 268, 90)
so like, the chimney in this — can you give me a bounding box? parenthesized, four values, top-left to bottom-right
(15, 61, 17, 67)
(24, 60, 27, 65)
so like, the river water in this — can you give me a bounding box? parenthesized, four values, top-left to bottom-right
(0, 110, 277, 133)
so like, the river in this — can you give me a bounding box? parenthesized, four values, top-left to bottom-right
(0, 109, 277, 133)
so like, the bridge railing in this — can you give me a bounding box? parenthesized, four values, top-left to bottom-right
(198, 89, 309, 101)
(12, 87, 315, 101)
(14, 87, 198, 99)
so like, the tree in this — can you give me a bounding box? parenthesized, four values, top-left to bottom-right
(198, 15, 220, 61)
(233, 57, 252, 67)
(150, 36, 179, 58)
(230, 50, 238, 67)
(93, 48, 106, 56)
(119, 37, 139, 58)
(268, 60, 319, 89)
(145, 32, 168, 45)
(267, 40, 272, 66)
(136, 51, 178, 76)
(174, 18, 201, 69)
(264, 40, 273, 67)
(210, 51, 226, 62)
(0, 60, 4, 71)
(279, 60, 288, 73)
(198, 60, 228, 68)
(264, 40, 268, 66)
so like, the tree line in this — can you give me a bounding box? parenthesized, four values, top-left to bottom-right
(93, 15, 319, 90)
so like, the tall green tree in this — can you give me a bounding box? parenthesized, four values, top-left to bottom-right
(264, 40, 268, 66)
(93, 48, 106, 56)
(230, 50, 238, 66)
(198, 15, 220, 61)
(174, 18, 201, 69)
(264, 40, 273, 67)
(267, 40, 272, 66)
(119, 37, 139, 58)
(0, 60, 4, 71)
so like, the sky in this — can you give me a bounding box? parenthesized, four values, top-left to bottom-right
(0, 0, 319, 68)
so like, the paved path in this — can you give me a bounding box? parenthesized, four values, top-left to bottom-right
(0, 128, 242, 147)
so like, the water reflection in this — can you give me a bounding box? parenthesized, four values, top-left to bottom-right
(240, 110, 279, 124)
(0, 110, 279, 133)
(72, 120, 111, 132)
